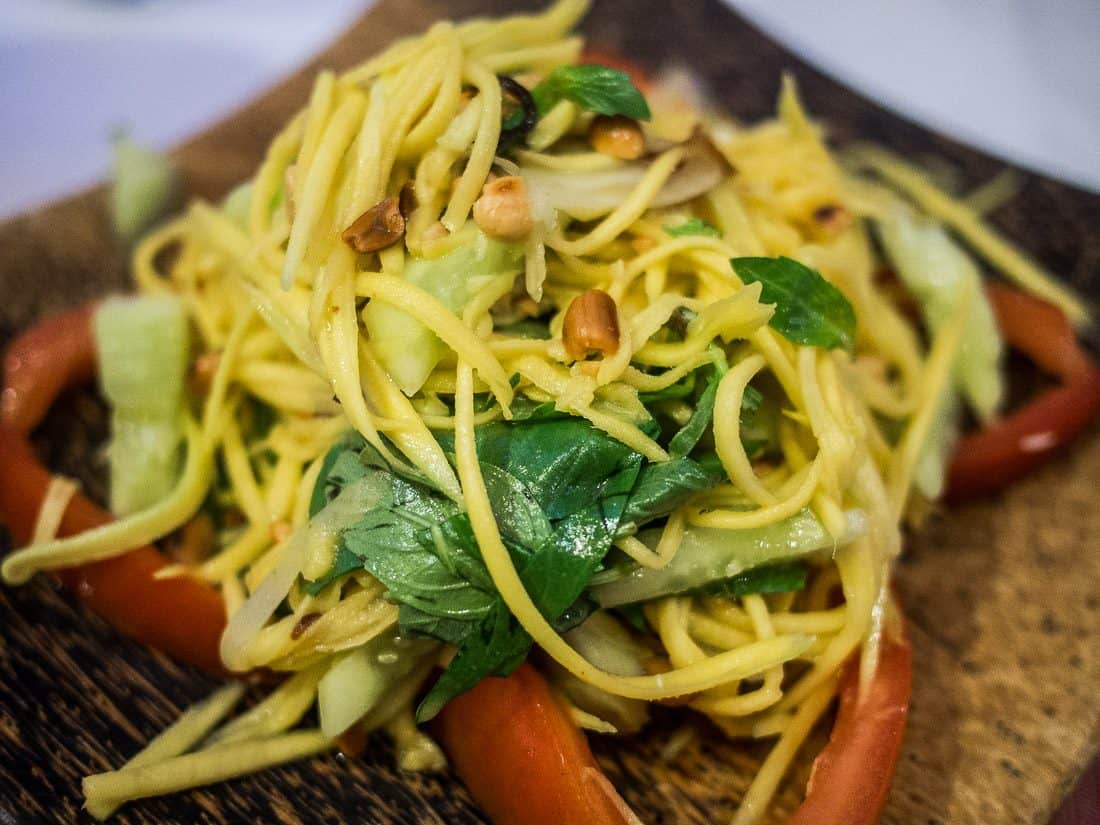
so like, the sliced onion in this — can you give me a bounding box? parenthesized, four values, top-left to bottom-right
(219, 476, 385, 670)
(519, 137, 726, 221)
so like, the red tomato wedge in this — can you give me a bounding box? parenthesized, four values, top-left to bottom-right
(947, 372, 1100, 500)
(947, 283, 1100, 500)
(0, 304, 228, 675)
(433, 663, 635, 825)
(2, 303, 99, 437)
(984, 281, 1092, 383)
(786, 612, 912, 825)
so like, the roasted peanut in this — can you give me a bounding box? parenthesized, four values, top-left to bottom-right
(472, 175, 533, 240)
(342, 196, 405, 253)
(589, 114, 645, 160)
(562, 288, 621, 361)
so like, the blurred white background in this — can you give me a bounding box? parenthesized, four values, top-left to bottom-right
(1, 0, 1098, 220)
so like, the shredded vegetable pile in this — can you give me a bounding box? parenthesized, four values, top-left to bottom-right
(2, 1, 1092, 822)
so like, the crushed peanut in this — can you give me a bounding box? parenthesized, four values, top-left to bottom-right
(589, 115, 645, 160)
(341, 196, 405, 253)
(562, 288, 621, 361)
(472, 175, 533, 241)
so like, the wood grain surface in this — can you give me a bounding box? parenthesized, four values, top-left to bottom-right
(1, 1, 1098, 823)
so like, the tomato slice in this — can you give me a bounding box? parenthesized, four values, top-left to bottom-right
(2, 303, 99, 437)
(785, 610, 912, 825)
(948, 372, 1100, 499)
(433, 663, 634, 825)
(984, 281, 1092, 383)
(0, 304, 228, 674)
(947, 284, 1100, 500)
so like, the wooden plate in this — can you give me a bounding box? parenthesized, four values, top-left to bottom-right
(1, 1, 1097, 822)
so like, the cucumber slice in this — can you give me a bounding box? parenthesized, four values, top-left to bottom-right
(591, 508, 867, 608)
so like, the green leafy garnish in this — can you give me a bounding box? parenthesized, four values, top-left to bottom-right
(731, 256, 856, 352)
(308, 420, 646, 721)
(668, 359, 726, 458)
(617, 456, 723, 537)
(665, 218, 721, 239)
(531, 64, 651, 120)
(696, 560, 808, 598)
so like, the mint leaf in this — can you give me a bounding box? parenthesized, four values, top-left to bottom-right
(731, 256, 856, 352)
(665, 218, 721, 238)
(531, 64, 651, 120)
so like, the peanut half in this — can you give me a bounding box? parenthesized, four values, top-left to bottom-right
(589, 115, 645, 160)
(342, 195, 405, 253)
(472, 175, 533, 241)
(562, 288, 621, 361)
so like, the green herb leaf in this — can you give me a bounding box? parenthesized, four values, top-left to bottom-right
(668, 371, 720, 458)
(731, 256, 856, 352)
(531, 65, 651, 120)
(697, 561, 808, 598)
(665, 218, 721, 239)
(308, 417, 646, 721)
(617, 456, 723, 537)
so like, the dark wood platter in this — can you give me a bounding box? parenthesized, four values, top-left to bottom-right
(1, 1, 1098, 822)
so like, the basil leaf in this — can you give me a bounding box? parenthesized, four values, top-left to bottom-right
(668, 371, 720, 458)
(732, 256, 856, 352)
(618, 456, 723, 536)
(531, 64, 651, 120)
(738, 384, 774, 460)
(308, 439, 368, 518)
(666, 218, 721, 238)
(309, 417, 648, 721)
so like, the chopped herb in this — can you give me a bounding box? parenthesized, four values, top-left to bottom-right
(731, 256, 856, 352)
(666, 218, 721, 238)
(531, 64, 651, 120)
